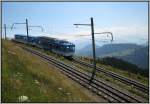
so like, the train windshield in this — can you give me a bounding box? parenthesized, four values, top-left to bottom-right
(65, 45, 75, 52)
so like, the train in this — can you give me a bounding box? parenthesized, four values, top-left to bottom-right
(12, 34, 75, 57)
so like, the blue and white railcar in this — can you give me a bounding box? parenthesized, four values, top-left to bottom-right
(13, 35, 75, 57)
(52, 40, 75, 57)
(36, 36, 75, 57)
(14, 34, 37, 46)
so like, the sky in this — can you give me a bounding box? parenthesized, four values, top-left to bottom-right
(2, 2, 148, 49)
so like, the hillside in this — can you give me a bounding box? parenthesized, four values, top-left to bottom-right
(2, 40, 101, 102)
(117, 46, 148, 69)
(97, 57, 148, 77)
(76, 43, 141, 56)
(76, 43, 148, 69)
(2, 40, 149, 102)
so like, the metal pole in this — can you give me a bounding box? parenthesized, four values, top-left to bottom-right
(4, 24, 7, 40)
(73, 18, 113, 84)
(26, 19, 29, 42)
(89, 17, 97, 84)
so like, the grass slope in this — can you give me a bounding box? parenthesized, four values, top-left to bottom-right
(78, 56, 148, 86)
(2, 40, 101, 102)
(23, 44, 148, 100)
(17, 42, 148, 98)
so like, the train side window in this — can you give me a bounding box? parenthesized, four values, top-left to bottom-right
(69, 46, 72, 51)
(61, 45, 64, 51)
(67, 46, 70, 52)
(62, 45, 66, 51)
(63, 46, 67, 51)
(64, 46, 66, 51)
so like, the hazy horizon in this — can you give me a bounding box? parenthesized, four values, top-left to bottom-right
(2, 2, 148, 49)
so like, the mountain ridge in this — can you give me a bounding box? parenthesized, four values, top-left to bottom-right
(75, 43, 148, 69)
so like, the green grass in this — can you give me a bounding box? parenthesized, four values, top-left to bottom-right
(41, 50, 149, 100)
(9, 41, 148, 100)
(97, 63, 148, 86)
(2, 40, 97, 102)
(77, 56, 148, 86)
(73, 56, 148, 100)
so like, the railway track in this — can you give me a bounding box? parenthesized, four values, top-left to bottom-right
(73, 57, 149, 94)
(21, 46, 146, 103)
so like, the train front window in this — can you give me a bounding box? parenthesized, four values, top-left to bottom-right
(70, 46, 73, 51)
(68, 45, 74, 52)
(63, 44, 75, 52)
(70, 45, 75, 52)
(72, 46, 75, 51)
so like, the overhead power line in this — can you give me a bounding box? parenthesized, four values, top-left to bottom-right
(74, 17, 97, 84)
(11, 19, 44, 42)
(28, 26, 44, 32)
(74, 17, 113, 84)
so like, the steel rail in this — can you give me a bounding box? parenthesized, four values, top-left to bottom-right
(21, 46, 144, 103)
(73, 57, 149, 93)
(22, 47, 120, 102)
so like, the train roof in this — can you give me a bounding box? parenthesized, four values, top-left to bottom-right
(14, 34, 36, 38)
(14, 34, 75, 46)
(15, 34, 26, 36)
(38, 36, 57, 40)
(38, 36, 75, 46)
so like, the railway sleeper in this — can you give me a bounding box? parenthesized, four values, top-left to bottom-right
(73, 58, 148, 93)
(22, 46, 142, 103)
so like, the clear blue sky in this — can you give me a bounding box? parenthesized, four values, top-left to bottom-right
(2, 2, 148, 48)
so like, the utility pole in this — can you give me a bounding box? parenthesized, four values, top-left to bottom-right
(2, 24, 17, 40)
(74, 17, 97, 84)
(4, 24, 7, 40)
(90, 17, 97, 84)
(11, 19, 29, 42)
(11, 19, 44, 41)
(26, 19, 29, 42)
(74, 18, 113, 84)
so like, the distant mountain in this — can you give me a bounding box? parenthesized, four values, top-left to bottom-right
(75, 43, 148, 69)
(76, 43, 142, 57)
(97, 57, 148, 77)
(117, 46, 148, 69)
